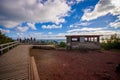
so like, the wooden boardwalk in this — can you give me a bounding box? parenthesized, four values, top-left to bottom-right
(0, 45, 31, 80)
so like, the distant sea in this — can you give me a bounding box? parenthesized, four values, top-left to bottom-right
(36, 39, 66, 43)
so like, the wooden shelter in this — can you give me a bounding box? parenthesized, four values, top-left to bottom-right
(66, 35, 102, 49)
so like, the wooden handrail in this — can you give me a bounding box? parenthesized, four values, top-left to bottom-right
(0, 41, 18, 54)
(0, 41, 17, 46)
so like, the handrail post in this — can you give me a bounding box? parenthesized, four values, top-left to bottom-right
(12, 42, 14, 48)
(0, 45, 3, 54)
(8, 44, 10, 51)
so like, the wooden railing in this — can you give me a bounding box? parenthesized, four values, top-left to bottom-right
(0, 41, 18, 54)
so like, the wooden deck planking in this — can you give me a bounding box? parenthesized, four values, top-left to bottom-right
(0, 45, 31, 80)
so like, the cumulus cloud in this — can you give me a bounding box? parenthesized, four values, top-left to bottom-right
(0, 0, 71, 28)
(42, 24, 62, 29)
(82, 0, 120, 21)
(0, 28, 10, 33)
(0, 20, 19, 28)
(27, 23, 36, 30)
(17, 26, 29, 32)
(109, 13, 120, 28)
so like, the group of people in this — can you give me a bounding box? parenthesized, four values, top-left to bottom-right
(17, 37, 36, 44)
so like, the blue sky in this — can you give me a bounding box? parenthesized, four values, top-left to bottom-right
(0, 0, 120, 39)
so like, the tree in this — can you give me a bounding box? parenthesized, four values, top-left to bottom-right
(58, 42, 66, 48)
(0, 31, 14, 44)
(101, 34, 120, 50)
(47, 41, 54, 45)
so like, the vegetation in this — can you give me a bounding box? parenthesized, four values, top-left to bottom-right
(47, 41, 58, 45)
(57, 42, 66, 48)
(101, 34, 120, 50)
(0, 31, 14, 44)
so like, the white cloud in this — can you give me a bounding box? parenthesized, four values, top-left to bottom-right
(109, 13, 120, 28)
(0, 28, 10, 33)
(16, 32, 43, 39)
(17, 33, 24, 38)
(76, 0, 84, 3)
(67, 0, 84, 5)
(70, 21, 91, 28)
(78, 22, 91, 26)
(0, 20, 19, 28)
(27, 23, 36, 30)
(42, 24, 62, 29)
(67, 29, 81, 33)
(67, 29, 120, 36)
(48, 32, 52, 35)
(17, 26, 29, 32)
(15, 29, 120, 39)
(111, 0, 120, 7)
(82, 0, 120, 21)
(81, 27, 103, 31)
(33, 32, 42, 36)
(0, 0, 71, 28)
(67, 27, 103, 33)
(16, 32, 65, 39)
(117, 16, 120, 20)
(109, 20, 120, 28)
(55, 29, 120, 39)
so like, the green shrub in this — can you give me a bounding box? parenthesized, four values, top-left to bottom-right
(101, 34, 120, 50)
(58, 42, 66, 48)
